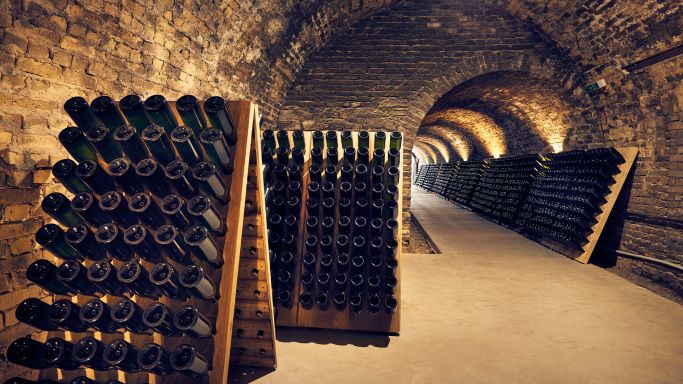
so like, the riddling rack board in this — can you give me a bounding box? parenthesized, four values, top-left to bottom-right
(263, 129, 402, 333)
(40, 100, 276, 384)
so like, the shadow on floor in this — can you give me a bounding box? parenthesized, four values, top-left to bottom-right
(276, 326, 391, 347)
(228, 366, 275, 384)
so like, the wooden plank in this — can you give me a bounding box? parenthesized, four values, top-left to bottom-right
(575, 147, 639, 264)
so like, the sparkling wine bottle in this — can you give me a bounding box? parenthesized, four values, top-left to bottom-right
(108, 158, 146, 195)
(57, 260, 100, 296)
(79, 299, 120, 333)
(179, 264, 217, 301)
(65, 223, 107, 260)
(7, 337, 49, 369)
(41, 337, 80, 370)
(72, 336, 108, 370)
(176, 95, 207, 135)
(35, 223, 83, 261)
(142, 303, 181, 337)
(75, 160, 117, 195)
(99, 191, 138, 227)
(149, 262, 190, 301)
(143, 95, 178, 134)
(87, 260, 129, 296)
(64, 96, 102, 133)
(95, 223, 134, 261)
(52, 159, 91, 194)
(42, 192, 82, 227)
(59, 126, 98, 162)
(110, 299, 149, 334)
(49, 299, 88, 332)
(16, 298, 58, 331)
(199, 128, 233, 174)
(173, 305, 214, 338)
(113, 124, 151, 164)
(203, 96, 237, 145)
(154, 225, 192, 264)
(170, 344, 210, 377)
(138, 343, 174, 375)
(142, 124, 177, 165)
(27, 259, 75, 295)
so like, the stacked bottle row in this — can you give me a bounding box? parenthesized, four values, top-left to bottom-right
(517, 148, 624, 251)
(416, 164, 439, 191)
(8, 95, 238, 381)
(469, 154, 539, 224)
(413, 165, 429, 186)
(447, 160, 485, 205)
(431, 163, 456, 196)
(263, 129, 402, 316)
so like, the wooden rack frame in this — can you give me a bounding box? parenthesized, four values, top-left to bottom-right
(40, 101, 276, 384)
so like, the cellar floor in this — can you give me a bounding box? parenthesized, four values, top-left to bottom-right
(229, 188, 683, 383)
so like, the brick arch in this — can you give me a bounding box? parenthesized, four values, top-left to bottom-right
(419, 133, 456, 163)
(419, 125, 475, 161)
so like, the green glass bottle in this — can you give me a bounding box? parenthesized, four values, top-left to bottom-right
(90, 96, 127, 133)
(292, 130, 305, 150)
(388, 148, 400, 167)
(358, 131, 370, 149)
(142, 124, 177, 166)
(191, 162, 229, 204)
(113, 124, 151, 164)
(108, 158, 146, 196)
(143, 95, 179, 134)
(176, 95, 207, 136)
(325, 131, 338, 150)
(52, 159, 91, 194)
(41, 192, 83, 227)
(389, 131, 402, 150)
(58, 126, 99, 163)
(276, 130, 290, 149)
(199, 128, 233, 175)
(171, 126, 203, 166)
(341, 130, 353, 149)
(35, 224, 83, 261)
(292, 146, 304, 166)
(64, 96, 102, 133)
(203, 96, 237, 145)
(374, 131, 386, 151)
(119, 95, 153, 134)
(84, 125, 124, 163)
(312, 130, 324, 149)
(262, 130, 276, 153)
(75, 160, 117, 196)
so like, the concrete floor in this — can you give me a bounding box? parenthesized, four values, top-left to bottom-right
(229, 188, 683, 383)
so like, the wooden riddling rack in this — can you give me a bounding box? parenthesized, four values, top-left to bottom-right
(415, 147, 638, 264)
(36, 100, 275, 384)
(263, 129, 402, 333)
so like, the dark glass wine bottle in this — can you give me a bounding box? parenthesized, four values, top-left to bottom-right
(292, 130, 305, 149)
(57, 260, 100, 296)
(262, 130, 276, 153)
(72, 336, 108, 370)
(355, 164, 368, 185)
(325, 130, 338, 150)
(357, 146, 369, 166)
(368, 293, 381, 313)
(130, 192, 168, 228)
(59, 126, 98, 162)
(389, 131, 402, 150)
(41, 337, 80, 370)
(184, 226, 221, 267)
(299, 291, 314, 309)
(311, 130, 324, 149)
(315, 291, 330, 311)
(79, 299, 120, 333)
(117, 261, 161, 299)
(374, 131, 386, 150)
(35, 224, 83, 261)
(7, 337, 49, 369)
(199, 128, 233, 174)
(371, 199, 384, 218)
(150, 262, 190, 301)
(388, 147, 400, 167)
(87, 261, 128, 296)
(358, 131, 369, 148)
(104, 339, 140, 373)
(386, 257, 398, 278)
(84, 125, 124, 163)
(179, 264, 217, 301)
(170, 344, 210, 377)
(203, 96, 237, 145)
(173, 305, 214, 338)
(284, 214, 298, 236)
(124, 224, 161, 262)
(385, 295, 398, 314)
(371, 183, 384, 201)
(275, 146, 290, 166)
(142, 303, 181, 337)
(192, 162, 229, 204)
(64, 96, 102, 133)
(292, 146, 304, 166)
(371, 165, 384, 185)
(143, 95, 178, 134)
(16, 298, 57, 331)
(138, 343, 174, 375)
(387, 165, 399, 185)
(339, 130, 352, 148)
(75, 160, 117, 195)
(99, 191, 138, 227)
(90, 96, 127, 132)
(367, 274, 381, 293)
(119, 95, 152, 134)
(27, 259, 75, 295)
(49, 299, 88, 332)
(65, 223, 107, 260)
(386, 218, 399, 240)
(176, 95, 207, 135)
(349, 292, 363, 313)
(161, 194, 193, 230)
(42, 192, 82, 227)
(171, 125, 203, 165)
(110, 298, 149, 333)
(141, 124, 176, 165)
(113, 125, 151, 164)
(52, 159, 91, 194)
(339, 197, 351, 217)
(95, 223, 134, 261)
(373, 148, 385, 168)
(327, 147, 339, 165)
(338, 216, 351, 235)
(107, 159, 144, 195)
(335, 270, 348, 288)
(276, 130, 290, 149)
(154, 225, 192, 264)
(187, 195, 225, 234)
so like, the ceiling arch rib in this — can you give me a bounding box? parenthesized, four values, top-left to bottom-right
(422, 108, 507, 158)
(420, 125, 474, 161)
(418, 134, 454, 163)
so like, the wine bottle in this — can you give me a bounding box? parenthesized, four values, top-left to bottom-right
(370, 218, 383, 238)
(87, 261, 128, 296)
(130, 192, 168, 228)
(387, 165, 399, 185)
(327, 147, 339, 165)
(41, 337, 80, 370)
(275, 147, 290, 166)
(99, 191, 138, 227)
(192, 162, 229, 204)
(321, 216, 334, 236)
(262, 130, 276, 153)
(385, 199, 398, 219)
(57, 260, 101, 296)
(7, 337, 49, 369)
(84, 125, 124, 163)
(90, 96, 127, 132)
(368, 293, 381, 313)
(176, 95, 207, 135)
(371, 199, 384, 218)
(305, 215, 318, 235)
(65, 223, 106, 260)
(95, 223, 134, 261)
(288, 164, 302, 183)
(337, 215, 351, 235)
(174, 305, 214, 338)
(118, 261, 161, 298)
(184, 226, 221, 267)
(49, 299, 88, 332)
(187, 195, 225, 234)
(75, 160, 117, 195)
(279, 251, 295, 271)
(164, 160, 199, 199)
(388, 147, 400, 167)
(199, 128, 233, 174)
(385, 275, 398, 294)
(179, 264, 217, 301)
(35, 224, 83, 261)
(305, 197, 318, 218)
(311, 130, 324, 149)
(108, 158, 146, 195)
(339, 197, 352, 217)
(110, 298, 149, 333)
(386, 184, 399, 201)
(59, 126, 98, 162)
(385, 295, 398, 314)
(52, 159, 91, 194)
(311, 147, 323, 167)
(305, 234, 317, 254)
(315, 291, 330, 310)
(339, 181, 352, 200)
(276, 130, 290, 149)
(349, 292, 363, 313)
(142, 303, 181, 337)
(292, 146, 304, 166)
(386, 257, 398, 278)
(123, 224, 160, 262)
(143, 95, 178, 134)
(27, 259, 75, 295)
(113, 125, 150, 164)
(119, 95, 152, 134)
(276, 289, 292, 308)
(367, 274, 381, 293)
(389, 131, 402, 149)
(154, 225, 192, 264)
(160, 195, 192, 230)
(322, 181, 335, 200)
(336, 234, 350, 254)
(171, 126, 203, 165)
(16, 298, 58, 331)
(335, 271, 348, 290)
(284, 214, 298, 235)
(287, 195, 300, 215)
(299, 291, 314, 309)
(150, 262, 190, 301)
(337, 253, 350, 273)
(352, 235, 366, 256)
(333, 291, 347, 311)
(355, 163, 368, 185)
(309, 164, 322, 184)
(357, 146, 369, 166)
(42, 192, 82, 227)
(142, 124, 177, 165)
(104, 339, 140, 373)
(72, 336, 108, 370)
(371, 183, 384, 200)
(203, 96, 237, 145)
(318, 269, 332, 289)
(374, 131, 386, 150)
(325, 131, 337, 150)
(386, 218, 399, 240)
(320, 235, 333, 254)
(170, 344, 210, 377)
(138, 343, 174, 375)
(354, 218, 367, 238)
(322, 197, 335, 217)
(292, 129, 305, 149)
(358, 131, 369, 148)
(64, 96, 102, 133)
(79, 299, 120, 333)
(373, 148, 385, 168)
